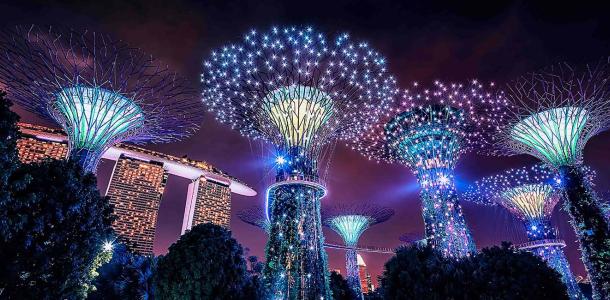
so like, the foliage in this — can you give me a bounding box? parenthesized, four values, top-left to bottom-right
(329, 271, 357, 300)
(381, 243, 569, 300)
(470, 242, 568, 299)
(0, 159, 114, 299)
(154, 223, 250, 300)
(88, 244, 156, 300)
(0, 91, 20, 188)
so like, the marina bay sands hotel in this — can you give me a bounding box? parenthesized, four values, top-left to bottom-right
(16, 123, 256, 255)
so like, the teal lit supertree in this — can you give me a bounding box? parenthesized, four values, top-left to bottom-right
(464, 164, 584, 299)
(352, 81, 509, 257)
(494, 60, 610, 299)
(322, 204, 393, 299)
(0, 26, 202, 173)
(202, 26, 395, 299)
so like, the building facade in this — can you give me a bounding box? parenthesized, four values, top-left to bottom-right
(16, 124, 68, 163)
(106, 155, 167, 255)
(182, 176, 232, 233)
(357, 254, 374, 294)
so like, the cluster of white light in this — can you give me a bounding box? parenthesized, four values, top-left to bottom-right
(353, 80, 509, 167)
(464, 164, 561, 220)
(201, 26, 396, 161)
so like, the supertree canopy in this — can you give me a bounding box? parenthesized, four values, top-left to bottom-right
(352, 80, 509, 257)
(0, 25, 202, 173)
(322, 203, 393, 300)
(464, 164, 584, 299)
(237, 205, 271, 233)
(495, 60, 610, 299)
(202, 26, 395, 299)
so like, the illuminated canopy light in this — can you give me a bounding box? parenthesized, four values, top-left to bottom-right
(351, 81, 508, 257)
(54, 86, 144, 150)
(501, 184, 558, 221)
(323, 203, 394, 247)
(202, 26, 396, 179)
(512, 107, 589, 166)
(202, 26, 395, 299)
(263, 85, 334, 149)
(386, 105, 464, 173)
(328, 215, 373, 246)
(0, 26, 203, 173)
(464, 164, 560, 221)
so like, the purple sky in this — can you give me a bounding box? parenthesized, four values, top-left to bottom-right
(3, 0, 610, 285)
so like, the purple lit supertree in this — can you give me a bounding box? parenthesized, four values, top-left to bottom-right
(493, 60, 610, 299)
(322, 203, 393, 299)
(201, 26, 395, 299)
(237, 205, 271, 233)
(0, 25, 202, 173)
(398, 232, 426, 247)
(351, 80, 509, 257)
(464, 164, 584, 299)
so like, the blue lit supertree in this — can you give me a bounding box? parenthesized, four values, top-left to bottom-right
(494, 61, 610, 299)
(322, 203, 393, 299)
(464, 164, 584, 299)
(352, 81, 509, 257)
(0, 25, 202, 173)
(201, 26, 395, 299)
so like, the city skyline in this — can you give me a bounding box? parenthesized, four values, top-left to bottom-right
(2, 0, 610, 287)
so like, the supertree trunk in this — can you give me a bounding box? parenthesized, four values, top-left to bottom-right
(524, 220, 584, 299)
(263, 183, 331, 300)
(420, 186, 476, 257)
(559, 165, 610, 300)
(345, 248, 364, 300)
(69, 148, 103, 174)
(531, 245, 584, 300)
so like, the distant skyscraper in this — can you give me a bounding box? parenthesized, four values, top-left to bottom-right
(182, 176, 232, 232)
(106, 155, 168, 255)
(357, 254, 373, 294)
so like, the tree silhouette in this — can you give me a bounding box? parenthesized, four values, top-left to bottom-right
(0, 159, 114, 298)
(154, 223, 251, 299)
(381, 243, 569, 300)
(329, 271, 358, 300)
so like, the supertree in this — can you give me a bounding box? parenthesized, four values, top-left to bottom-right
(201, 26, 395, 299)
(464, 164, 584, 299)
(494, 60, 610, 299)
(237, 205, 271, 233)
(352, 80, 509, 257)
(399, 232, 427, 247)
(0, 25, 202, 173)
(322, 203, 394, 299)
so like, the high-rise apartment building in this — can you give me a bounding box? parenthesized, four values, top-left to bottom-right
(358, 254, 374, 293)
(106, 155, 167, 255)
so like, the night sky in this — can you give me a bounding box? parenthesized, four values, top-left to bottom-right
(2, 0, 610, 285)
